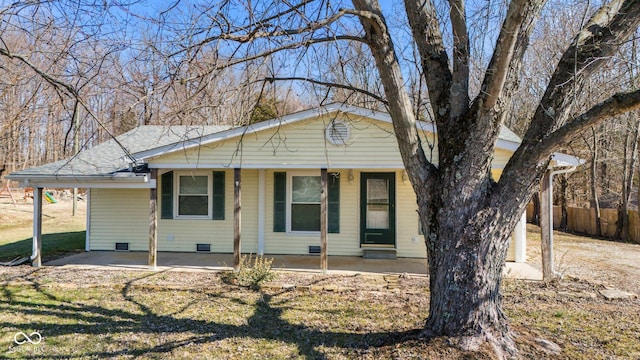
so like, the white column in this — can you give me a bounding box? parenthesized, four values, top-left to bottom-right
(514, 212, 527, 263)
(32, 187, 43, 267)
(257, 169, 265, 256)
(85, 189, 91, 252)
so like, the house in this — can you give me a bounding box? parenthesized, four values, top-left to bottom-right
(7, 103, 582, 269)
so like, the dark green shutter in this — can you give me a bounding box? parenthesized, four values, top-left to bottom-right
(273, 172, 286, 232)
(328, 172, 340, 233)
(212, 171, 225, 220)
(160, 171, 173, 219)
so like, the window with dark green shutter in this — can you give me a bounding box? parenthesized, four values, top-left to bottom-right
(212, 171, 225, 220)
(328, 172, 340, 233)
(274, 171, 340, 233)
(273, 172, 286, 232)
(161, 171, 173, 219)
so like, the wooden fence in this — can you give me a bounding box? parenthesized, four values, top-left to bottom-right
(526, 203, 640, 242)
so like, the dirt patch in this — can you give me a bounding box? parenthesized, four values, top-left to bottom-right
(526, 224, 640, 294)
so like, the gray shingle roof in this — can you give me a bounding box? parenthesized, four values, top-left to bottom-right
(9, 125, 229, 178)
(7, 104, 529, 182)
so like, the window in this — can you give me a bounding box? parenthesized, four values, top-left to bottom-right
(290, 175, 322, 231)
(177, 174, 210, 217)
(160, 170, 225, 220)
(273, 171, 339, 233)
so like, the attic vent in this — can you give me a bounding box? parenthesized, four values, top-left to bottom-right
(326, 121, 350, 145)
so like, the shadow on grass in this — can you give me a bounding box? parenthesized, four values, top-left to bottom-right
(0, 231, 85, 262)
(0, 272, 420, 359)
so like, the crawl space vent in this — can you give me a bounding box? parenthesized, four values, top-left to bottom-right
(326, 121, 350, 145)
(115, 242, 129, 251)
(308, 246, 321, 254)
(196, 243, 211, 252)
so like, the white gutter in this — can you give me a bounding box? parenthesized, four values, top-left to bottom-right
(546, 165, 577, 277)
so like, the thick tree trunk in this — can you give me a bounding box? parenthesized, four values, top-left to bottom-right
(424, 216, 515, 354)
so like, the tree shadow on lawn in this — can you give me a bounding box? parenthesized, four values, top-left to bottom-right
(0, 271, 419, 359)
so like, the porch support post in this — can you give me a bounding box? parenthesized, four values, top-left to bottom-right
(540, 170, 554, 280)
(514, 211, 527, 263)
(257, 169, 265, 256)
(234, 168, 241, 270)
(85, 189, 91, 251)
(32, 187, 43, 267)
(320, 168, 328, 272)
(149, 169, 158, 270)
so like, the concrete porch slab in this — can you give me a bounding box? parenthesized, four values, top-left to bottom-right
(45, 251, 542, 280)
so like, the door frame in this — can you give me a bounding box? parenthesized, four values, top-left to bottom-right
(359, 172, 396, 247)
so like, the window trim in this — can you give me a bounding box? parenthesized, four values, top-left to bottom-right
(174, 171, 213, 219)
(287, 170, 321, 234)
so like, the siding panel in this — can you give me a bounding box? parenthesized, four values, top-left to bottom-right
(149, 116, 434, 168)
(89, 189, 149, 251)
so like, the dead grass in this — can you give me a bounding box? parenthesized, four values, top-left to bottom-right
(1, 268, 639, 359)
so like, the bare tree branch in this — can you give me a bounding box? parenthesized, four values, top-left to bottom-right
(448, 0, 470, 118)
(352, 0, 437, 206)
(263, 76, 387, 103)
(525, 0, 640, 142)
(479, 0, 546, 111)
(172, 6, 357, 57)
(0, 47, 78, 97)
(535, 89, 640, 158)
(403, 0, 452, 125)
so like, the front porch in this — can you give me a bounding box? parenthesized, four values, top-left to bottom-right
(44, 251, 543, 280)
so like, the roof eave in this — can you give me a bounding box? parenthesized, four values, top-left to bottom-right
(6, 173, 154, 188)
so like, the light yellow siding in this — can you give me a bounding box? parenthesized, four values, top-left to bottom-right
(395, 171, 428, 258)
(263, 169, 361, 256)
(91, 113, 518, 260)
(149, 115, 439, 168)
(89, 188, 149, 251)
(260, 169, 428, 258)
(157, 169, 259, 253)
(493, 149, 512, 170)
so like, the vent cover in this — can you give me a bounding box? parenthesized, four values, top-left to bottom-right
(196, 243, 211, 252)
(115, 242, 129, 251)
(326, 121, 350, 145)
(308, 246, 321, 254)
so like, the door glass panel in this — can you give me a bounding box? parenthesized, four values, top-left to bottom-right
(367, 179, 389, 204)
(366, 179, 389, 229)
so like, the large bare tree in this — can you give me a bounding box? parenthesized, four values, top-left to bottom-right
(158, 0, 640, 356)
(3, 0, 640, 357)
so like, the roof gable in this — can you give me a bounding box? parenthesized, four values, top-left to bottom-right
(132, 103, 521, 162)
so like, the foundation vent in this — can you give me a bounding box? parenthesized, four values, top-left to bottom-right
(196, 243, 211, 252)
(115, 242, 129, 251)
